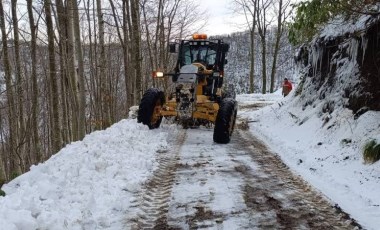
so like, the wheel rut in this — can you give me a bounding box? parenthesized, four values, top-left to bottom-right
(236, 127, 362, 229)
(126, 130, 186, 230)
(125, 111, 362, 229)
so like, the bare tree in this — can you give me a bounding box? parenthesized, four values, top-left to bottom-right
(55, 0, 71, 143)
(27, 0, 41, 163)
(0, 0, 19, 179)
(66, 0, 80, 140)
(269, 0, 290, 93)
(0, 0, 212, 181)
(123, 0, 133, 111)
(234, 0, 257, 93)
(256, 0, 274, 94)
(139, 0, 206, 92)
(96, 0, 111, 128)
(71, 0, 86, 139)
(235, 0, 288, 94)
(10, 0, 28, 171)
(250, 7, 256, 94)
(44, 0, 62, 153)
(129, 0, 142, 104)
(84, 0, 98, 131)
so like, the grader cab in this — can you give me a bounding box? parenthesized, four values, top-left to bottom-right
(137, 34, 237, 143)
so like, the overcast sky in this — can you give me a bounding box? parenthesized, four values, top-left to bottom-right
(195, 0, 248, 36)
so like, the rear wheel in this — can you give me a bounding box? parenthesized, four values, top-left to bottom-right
(213, 98, 237, 144)
(137, 88, 165, 129)
(222, 84, 236, 99)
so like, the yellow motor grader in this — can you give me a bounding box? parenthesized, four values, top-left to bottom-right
(137, 34, 237, 143)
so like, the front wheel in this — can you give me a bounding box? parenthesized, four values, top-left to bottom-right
(137, 88, 165, 129)
(213, 98, 237, 144)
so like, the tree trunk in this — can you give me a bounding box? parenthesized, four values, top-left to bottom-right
(131, 0, 142, 103)
(56, 0, 71, 144)
(44, 0, 62, 153)
(249, 11, 256, 93)
(85, 0, 97, 131)
(261, 39, 267, 94)
(0, 112, 6, 182)
(123, 0, 133, 110)
(27, 0, 41, 163)
(72, 0, 86, 139)
(11, 0, 26, 172)
(141, 0, 155, 88)
(0, 0, 20, 178)
(270, 0, 283, 93)
(96, 0, 110, 128)
(255, 0, 269, 94)
(66, 0, 80, 139)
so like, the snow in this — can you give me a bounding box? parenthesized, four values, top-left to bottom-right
(0, 93, 379, 229)
(317, 7, 380, 41)
(0, 120, 169, 229)
(167, 128, 250, 228)
(238, 90, 380, 230)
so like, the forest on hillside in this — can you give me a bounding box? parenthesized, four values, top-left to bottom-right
(0, 0, 377, 183)
(0, 0, 210, 183)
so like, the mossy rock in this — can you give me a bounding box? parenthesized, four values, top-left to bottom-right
(363, 140, 380, 164)
(0, 189, 5, 196)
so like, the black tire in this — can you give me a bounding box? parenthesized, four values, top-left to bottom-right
(222, 84, 236, 99)
(137, 88, 165, 129)
(213, 98, 238, 144)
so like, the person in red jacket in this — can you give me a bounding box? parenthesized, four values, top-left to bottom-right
(282, 78, 293, 97)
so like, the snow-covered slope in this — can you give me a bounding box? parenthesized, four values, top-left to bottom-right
(238, 90, 380, 230)
(241, 13, 380, 229)
(0, 120, 171, 230)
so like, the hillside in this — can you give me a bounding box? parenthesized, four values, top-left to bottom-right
(295, 13, 380, 114)
(214, 30, 296, 94)
(237, 10, 380, 229)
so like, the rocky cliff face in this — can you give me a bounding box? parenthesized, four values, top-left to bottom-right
(295, 14, 380, 118)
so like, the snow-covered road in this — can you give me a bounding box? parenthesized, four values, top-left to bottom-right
(1, 91, 378, 229)
(124, 118, 360, 229)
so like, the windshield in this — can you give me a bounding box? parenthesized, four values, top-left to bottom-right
(180, 42, 217, 67)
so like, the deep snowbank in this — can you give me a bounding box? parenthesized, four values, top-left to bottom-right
(0, 120, 169, 230)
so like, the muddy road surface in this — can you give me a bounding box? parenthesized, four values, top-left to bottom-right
(125, 105, 361, 229)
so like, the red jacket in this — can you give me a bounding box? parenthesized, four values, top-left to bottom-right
(282, 80, 292, 96)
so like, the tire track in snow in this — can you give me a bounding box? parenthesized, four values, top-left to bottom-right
(124, 102, 361, 229)
(125, 129, 186, 229)
(166, 127, 250, 229)
(236, 127, 361, 229)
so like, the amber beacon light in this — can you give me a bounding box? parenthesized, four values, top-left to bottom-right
(192, 33, 208, 40)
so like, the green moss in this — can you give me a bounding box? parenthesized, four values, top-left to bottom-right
(363, 140, 380, 164)
(0, 178, 6, 196)
(10, 171, 19, 180)
(294, 78, 304, 96)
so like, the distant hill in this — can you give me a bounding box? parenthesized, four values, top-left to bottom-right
(212, 30, 296, 94)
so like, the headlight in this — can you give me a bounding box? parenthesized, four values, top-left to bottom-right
(152, 71, 164, 78)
